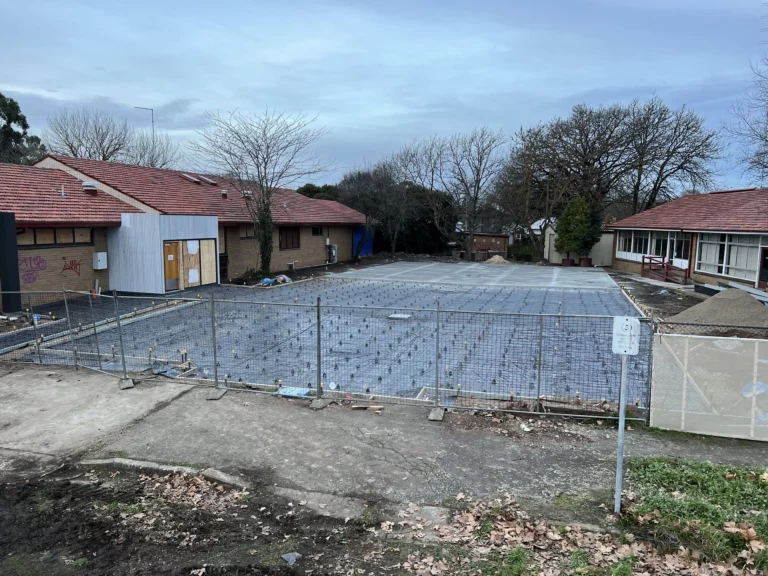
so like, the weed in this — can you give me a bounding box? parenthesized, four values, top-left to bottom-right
(755, 548, 768, 575)
(502, 547, 530, 576)
(476, 517, 495, 540)
(106, 501, 145, 515)
(609, 556, 635, 576)
(568, 549, 589, 570)
(624, 457, 768, 560)
(354, 505, 384, 529)
(71, 557, 88, 568)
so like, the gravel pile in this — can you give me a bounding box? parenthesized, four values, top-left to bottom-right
(667, 288, 768, 328)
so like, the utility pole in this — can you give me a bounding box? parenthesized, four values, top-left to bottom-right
(134, 106, 154, 139)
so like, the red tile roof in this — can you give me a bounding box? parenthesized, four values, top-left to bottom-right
(609, 188, 768, 233)
(43, 155, 366, 226)
(0, 163, 141, 226)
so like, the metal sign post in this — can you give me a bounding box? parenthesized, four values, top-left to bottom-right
(612, 316, 640, 514)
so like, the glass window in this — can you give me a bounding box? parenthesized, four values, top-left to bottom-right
(312, 227, 323, 237)
(697, 234, 760, 279)
(651, 232, 668, 257)
(673, 233, 691, 260)
(632, 232, 649, 255)
(240, 225, 255, 238)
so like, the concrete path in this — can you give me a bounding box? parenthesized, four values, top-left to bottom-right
(94, 386, 768, 506)
(0, 364, 190, 479)
(331, 262, 619, 290)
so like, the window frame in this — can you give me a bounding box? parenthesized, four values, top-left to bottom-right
(695, 233, 762, 281)
(16, 227, 93, 249)
(279, 227, 301, 251)
(311, 226, 323, 237)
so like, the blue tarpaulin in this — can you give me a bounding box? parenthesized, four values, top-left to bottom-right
(353, 226, 373, 256)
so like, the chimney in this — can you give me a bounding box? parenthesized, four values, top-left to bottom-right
(221, 189, 228, 199)
(82, 182, 98, 197)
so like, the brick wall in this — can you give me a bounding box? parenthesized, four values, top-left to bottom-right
(225, 225, 355, 279)
(17, 227, 109, 293)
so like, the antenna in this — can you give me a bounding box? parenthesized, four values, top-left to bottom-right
(134, 106, 155, 139)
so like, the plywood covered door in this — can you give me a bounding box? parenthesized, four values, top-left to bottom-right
(164, 242, 179, 291)
(183, 240, 201, 288)
(201, 239, 217, 285)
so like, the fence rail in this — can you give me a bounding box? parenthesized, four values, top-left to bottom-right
(0, 289, 652, 421)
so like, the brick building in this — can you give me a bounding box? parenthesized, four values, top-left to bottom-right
(0, 157, 366, 304)
(0, 163, 140, 294)
(608, 188, 768, 287)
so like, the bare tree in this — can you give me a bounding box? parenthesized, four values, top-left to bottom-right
(727, 57, 768, 183)
(625, 96, 719, 214)
(45, 107, 132, 161)
(190, 110, 330, 275)
(491, 126, 575, 256)
(440, 127, 507, 254)
(395, 137, 457, 237)
(543, 104, 632, 206)
(123, 130, 182, 169)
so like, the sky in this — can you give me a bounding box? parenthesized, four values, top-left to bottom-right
(0, 0, 763, 187)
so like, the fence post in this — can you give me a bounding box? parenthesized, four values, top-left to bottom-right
(680, 336, 689, 431)
(28, 297, 43, 365)
(536, 315, 544, 411)
(434, 300, 440, 407)
(316, 297, 322, 398)
(210, 293, 219, 387)
(113, 292, 128, 379)
(62, 290, 78, 370)
(751, 340, 759, 439)
(645, 316, 655, 425)
(88, 292, 103, 370)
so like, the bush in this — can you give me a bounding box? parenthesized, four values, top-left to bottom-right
(555, 198, 602, 258)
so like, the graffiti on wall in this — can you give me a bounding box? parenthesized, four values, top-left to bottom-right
(62, 257, 82, 276)
(18, 256, 48, 284)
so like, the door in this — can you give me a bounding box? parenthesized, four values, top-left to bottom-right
(759, 248, 768, 287)
(164, 242, 179, 291)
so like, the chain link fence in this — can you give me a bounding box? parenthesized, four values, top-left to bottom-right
(0, 290, 652, 420)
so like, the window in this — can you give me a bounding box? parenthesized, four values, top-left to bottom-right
(651, 231, 668, 257)
(312, 226, 323, 237)
(672, 233, 691, 260)
(632, 232, 649, 255)
(279, 227, 300, 250)
(15, 227, 93, 248)
(696, 233, 761, 280)
(240, 225, 255, 238)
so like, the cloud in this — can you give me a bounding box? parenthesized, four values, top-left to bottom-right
(0, 0, 760, 187)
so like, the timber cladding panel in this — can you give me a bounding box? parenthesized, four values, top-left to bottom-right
(17, 227, 109, 292)
(224, 225, 355, 279)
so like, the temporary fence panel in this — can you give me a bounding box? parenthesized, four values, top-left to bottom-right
(0, 290, 651, 419)
(438, 312, 651, 418)
(651, 328, 768, 441)
(319, 305, 437, 405)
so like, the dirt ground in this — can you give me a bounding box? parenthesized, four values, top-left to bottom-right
(608, 271, 704, 318)
(3, 365, 768, 574)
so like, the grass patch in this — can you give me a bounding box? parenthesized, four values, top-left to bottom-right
(106, 501, 146, 515)
(624, 457, 768, 560)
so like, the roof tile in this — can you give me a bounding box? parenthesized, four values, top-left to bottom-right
(45, 155, 366, 226)
(0, 163, 141, 226)
(609, 188, 768, 233)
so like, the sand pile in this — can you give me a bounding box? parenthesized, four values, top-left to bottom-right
(667, 288, 768, 328)
(486, 255, 510, 264)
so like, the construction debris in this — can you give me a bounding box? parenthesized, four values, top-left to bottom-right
(486, 255, 511, 264)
